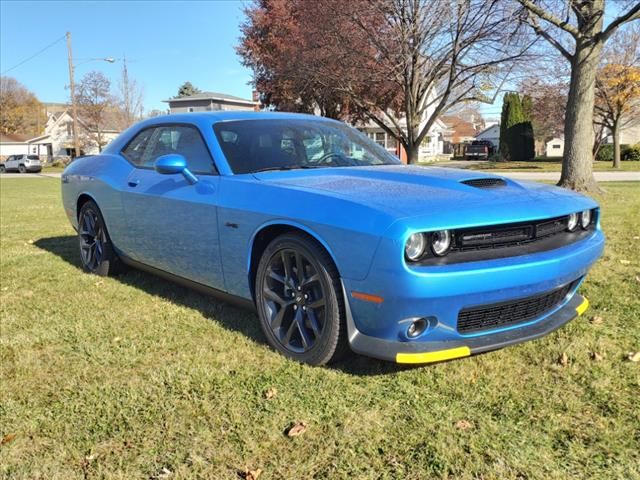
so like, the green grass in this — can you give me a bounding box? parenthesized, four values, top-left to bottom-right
(1, 178, 639, 479)
(422, 160, 640, 172)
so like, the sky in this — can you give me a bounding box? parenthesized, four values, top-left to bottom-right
(0, 0, 253, 113)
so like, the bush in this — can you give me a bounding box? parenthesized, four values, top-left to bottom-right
(623, 144, 640, 161)
(51, 157, 72, 168)
(596, 143, 640, 162)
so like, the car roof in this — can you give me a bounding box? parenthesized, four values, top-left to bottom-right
(143, 110, 338, 126)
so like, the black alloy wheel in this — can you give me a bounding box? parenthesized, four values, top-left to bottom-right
(256, 233, 348, 365)
(77, 200, 123, 276)
(18, 165, 26, 173)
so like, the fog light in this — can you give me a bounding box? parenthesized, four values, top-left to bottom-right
(407, 318, 427, 338)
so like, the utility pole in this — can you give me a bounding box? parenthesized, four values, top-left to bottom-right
(66, 31, 81, 158)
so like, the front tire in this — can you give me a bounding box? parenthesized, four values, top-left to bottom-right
(78, 200, 123, 276)
(0, 165, 5, 173)
(255, 233, 348, 365)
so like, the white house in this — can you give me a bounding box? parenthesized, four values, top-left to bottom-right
(26, 111, 121, 159)
(0, 133, 30, 158)
(475, 124, 500, 150)
(545, 137, 564, 157)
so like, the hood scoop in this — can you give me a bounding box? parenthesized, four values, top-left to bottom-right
(461, 178, 507, 189)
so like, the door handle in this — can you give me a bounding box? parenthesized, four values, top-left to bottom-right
(128, 180, 140, 187)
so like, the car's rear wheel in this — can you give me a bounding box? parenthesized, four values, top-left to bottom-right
(255, 233, 348, 365)
(18, 165, 26, 173)
(78, 200, 123, 276)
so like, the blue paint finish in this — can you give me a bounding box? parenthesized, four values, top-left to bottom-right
(61, 111, 605, 360)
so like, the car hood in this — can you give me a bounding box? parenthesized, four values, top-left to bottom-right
(253, 165, 598, 228)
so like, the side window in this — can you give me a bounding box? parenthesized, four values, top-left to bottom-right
(123, 124, 215, 174)
(121, 128, 155, 166)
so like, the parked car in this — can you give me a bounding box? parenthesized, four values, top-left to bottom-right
(464, 140, 494, 160)
(0, 154, 42, 173)
(61, 112, 604, 366)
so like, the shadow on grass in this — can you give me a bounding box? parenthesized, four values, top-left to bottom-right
(35, 235, 408, 376)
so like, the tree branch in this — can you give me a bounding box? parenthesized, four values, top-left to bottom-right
(516, 0, 580, 37)
(600, 3, 640, 42)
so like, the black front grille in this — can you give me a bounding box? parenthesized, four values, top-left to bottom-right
(457, 279, 580, 334)
(453, 215, 572, 252)
(461, 178, 507, 188)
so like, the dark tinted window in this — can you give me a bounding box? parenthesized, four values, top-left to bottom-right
(122, 125, 216, 174)
(214, 119, 400, 174)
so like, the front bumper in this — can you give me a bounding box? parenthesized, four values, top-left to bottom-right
(346, 292, 589, 363)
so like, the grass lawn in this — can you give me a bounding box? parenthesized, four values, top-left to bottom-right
(1, 178, 639, 479)
(421, 160, 640, 172)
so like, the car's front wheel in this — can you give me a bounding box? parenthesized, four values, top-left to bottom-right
(78, 200, 123, 276)
(255, 233, 348, 365)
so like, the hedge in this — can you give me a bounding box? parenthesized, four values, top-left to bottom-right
(596, 144, 640, 161)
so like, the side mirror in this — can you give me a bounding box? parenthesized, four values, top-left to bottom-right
(154, 154, 198, 184)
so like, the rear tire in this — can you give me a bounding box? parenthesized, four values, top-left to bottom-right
(255, 233, 348, 365)
(18, 165, 26, 173)
(78, 200, 124, 276)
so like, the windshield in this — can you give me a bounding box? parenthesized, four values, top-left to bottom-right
(213, 119, 400, 174)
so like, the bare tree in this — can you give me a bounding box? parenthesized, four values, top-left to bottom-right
(516, 0, 640, 191)
(594, 24, 640, 168)
(117, 58, 144, 128)
(76, 71, 114, 152)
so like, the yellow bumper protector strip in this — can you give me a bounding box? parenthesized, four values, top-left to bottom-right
(576, 297, 589, 316)
(396, 346, 471, 364)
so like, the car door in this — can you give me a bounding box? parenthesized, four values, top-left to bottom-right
(6, 156, 18, 171)
(120, 123, 224, 289)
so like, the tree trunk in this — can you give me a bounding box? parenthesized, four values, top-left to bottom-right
(558, 40, 603, 192)
(406, 141, 420, 165)
(612, 121, 621, 169)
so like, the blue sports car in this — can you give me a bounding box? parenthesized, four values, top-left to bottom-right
(61, 112, 604, 365)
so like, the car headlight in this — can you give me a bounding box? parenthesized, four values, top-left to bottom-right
(430, 230, 451, 256)
(405, 233, 426, 261)
(580, 209, 592, 229)
(567, 213, 579, 232)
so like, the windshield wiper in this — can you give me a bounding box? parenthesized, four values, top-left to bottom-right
(252, 165, 298, 173)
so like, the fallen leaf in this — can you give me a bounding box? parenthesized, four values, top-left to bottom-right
(157, 467, 172, 479)
(27, 239, 34, 244)
(455, 420, 473, 430)
(620, 260, 631, 265)
(286, 421, 307, 437)
(264, 387, 277, 400)
(95, 280, 104, 286)
(590, 352, 604, 362)
(633, 236, 639, 240)
(112, 337, 122, 343)
(635, 275, 640, 284)
(240, 468, 263, 480)
(1, 433, 16, 446)
(558, 352, 569, 367)
(628, 352, 640, 363)
(590, 316, 603, 325)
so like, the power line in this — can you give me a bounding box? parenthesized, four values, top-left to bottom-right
(1, 34, 66, 75)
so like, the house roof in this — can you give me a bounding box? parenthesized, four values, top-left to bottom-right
(441, 116, 478, 139)
(47, 110, 122, 133)
(0, 132, 28, 143)
(475, 124, 500, 137)
(164, 91, 257, 105)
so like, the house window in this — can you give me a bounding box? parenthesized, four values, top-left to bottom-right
(553, 144, 561, 149)
(386, 136, 397, 150)
(188, 107, 194, 112)
(374, 132, 385, 147)
(66, 122, 72, 136)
